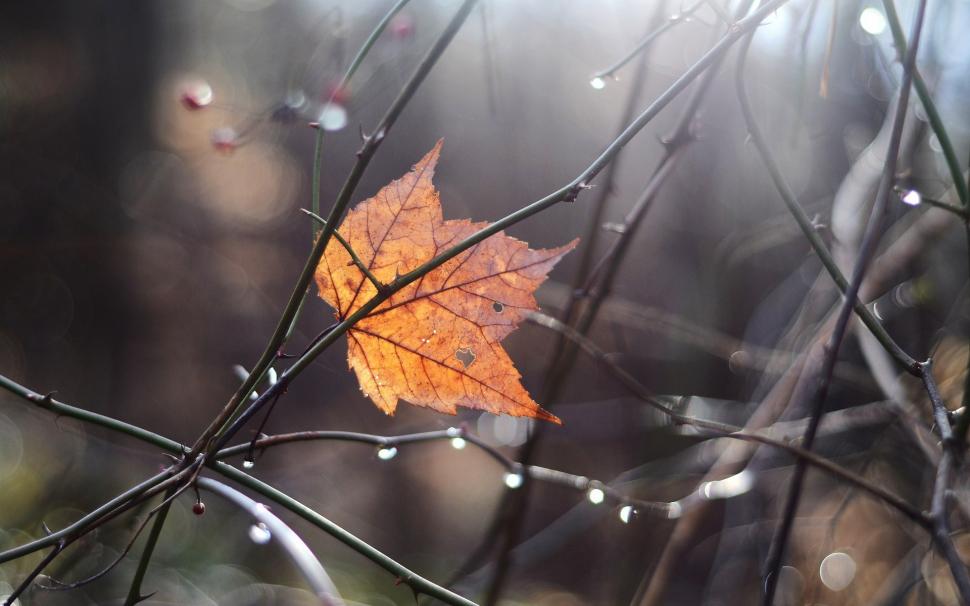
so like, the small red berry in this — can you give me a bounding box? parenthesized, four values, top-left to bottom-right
(192, 501, 206, 516)
(325, 81, 350, 106)
(180, 81, 213, 110)
(389, 14, 415, 40)
(210, 127, 238, 154)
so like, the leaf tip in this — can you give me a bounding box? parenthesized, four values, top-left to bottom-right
(414, 139, 445, 173)
(535, 407, 562, 425)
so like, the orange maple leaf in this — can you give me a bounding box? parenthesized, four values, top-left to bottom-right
(314, 140, 577, 423)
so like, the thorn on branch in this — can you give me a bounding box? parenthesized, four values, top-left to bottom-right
(564, 182, 592, 203)
(33, 391, 57, 408)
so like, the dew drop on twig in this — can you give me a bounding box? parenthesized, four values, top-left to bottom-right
(248, 522, 272, 545)
(503, 471, 523, 489)
(377, 446, 398, 460)
(318, 102, 348, 132)
(902, 190, 922, 206)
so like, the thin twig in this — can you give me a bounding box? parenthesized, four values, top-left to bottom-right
(485, 2, 771, 600)
(590, 0, 709, 82)
(123, 489, 176, 606)
(527, 312, 929, 527)
(881, 0, 968, 207)
(0, 372, 477, 606)
(893, 187, 969, 219)
(41, 488, 185, 592)
(735, 35, 919, 374)
(759, 0, 928, 600)
(2, 541, 64, 606)
(922, 362, 970, 600)
(217, 428, 676, 517)
(0, 468, 178, 564)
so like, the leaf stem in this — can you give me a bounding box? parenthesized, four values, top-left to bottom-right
(301, 208, 386, 291)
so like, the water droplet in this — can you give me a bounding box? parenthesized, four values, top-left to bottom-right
(318, 102, 348, 132)
(503, 471, 523, 489)
(587, 487, 605, 505)
(377, 446, 398, 460)
(618, 505, 635, 523)
(249, 522, 272, 544)
(451, 437, 467, 450)
(858, 7, 887, 35)
(666, 501, 683, 519)
(902, 190, 922, 206)
(268, 367, 278, 385)
(242, 459, 255, 469)
(589, 77, 606, 90)
(820, 552, 856, 591)
(700, 470, 754, 500)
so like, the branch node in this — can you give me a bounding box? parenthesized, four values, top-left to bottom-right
(39, 391, 57, 408)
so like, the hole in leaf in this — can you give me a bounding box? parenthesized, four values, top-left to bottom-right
(455, 347, 476, 368)
(492, 302, 504, 313)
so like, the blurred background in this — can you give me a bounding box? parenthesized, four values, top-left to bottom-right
(2, 0, 970, 604)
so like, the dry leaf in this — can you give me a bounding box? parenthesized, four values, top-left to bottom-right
(314, 140, 577, 423)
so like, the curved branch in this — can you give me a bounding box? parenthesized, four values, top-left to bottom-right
(197, 477, 344, 606)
